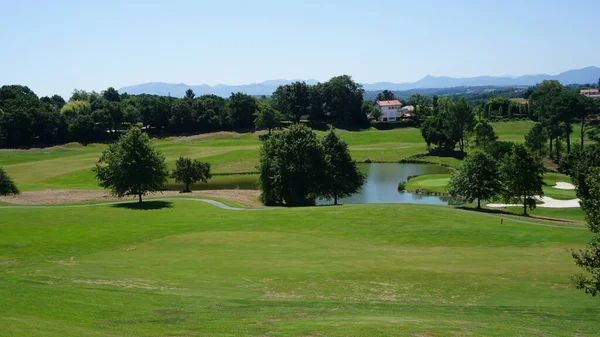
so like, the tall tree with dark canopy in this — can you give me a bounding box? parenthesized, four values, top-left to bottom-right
(184, 89, 195, 100)
(449, 97, 475, 153)
(271, 82, 310, 123)
(321, 130, 365, 205)
(102, 87, 121, 102)
(473, 120, 497, 151)
(0, 167, 19, 196)
(94, 128, 168, 203)
(171, 156, 211, 193)
(561, 144, 600, 201)
(571, 167, 600, 296)
(448, 150, 502, 209)
(228, 92, 258, 129)
(258, 124, 325, 206)
(499, 144, 545, 215)
(322, 75, 366, 125)
(376, 90, 396, 101)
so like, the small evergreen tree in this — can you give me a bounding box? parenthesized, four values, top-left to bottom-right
(448, 150, 502, 209)
(499, 144, 545, 215)
(321, 130, 365, 205)
(0, 167, 19, 196)
(171, 157, 211, 193)
(93, 128, 168, 203)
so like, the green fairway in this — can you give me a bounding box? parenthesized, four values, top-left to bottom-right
(405, 173, 451, 194)
(1, 201, 598, 336)
(1, 121, 539, 192)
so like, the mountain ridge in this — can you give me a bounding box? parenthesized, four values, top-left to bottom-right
(119, 66, 600, 97)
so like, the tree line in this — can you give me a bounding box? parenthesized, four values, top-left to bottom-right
(0, 75, 369, 148)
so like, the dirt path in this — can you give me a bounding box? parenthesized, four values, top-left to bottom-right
(0, 189, 261, 208)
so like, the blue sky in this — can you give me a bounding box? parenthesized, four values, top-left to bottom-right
(1, 0, 599, 97)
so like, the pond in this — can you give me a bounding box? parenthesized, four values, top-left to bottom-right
(181, 163, 452, 205)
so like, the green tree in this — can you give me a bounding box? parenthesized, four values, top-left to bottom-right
(524, 122, 548, 156)
(321, 130, 365, 205)
(451, 97, 476, 153)
(473, 120, 497, 150)
(407, 94, 432, 121)
(60, 100, 91, 119)
(258, 124, 325, 206)
(102, 87, 121, 102)
(271, 82, 310, 123)
(308, 83, 325, 123)
(561, 144, 600, 201)
(93, 128, 168, 203)
(228, 92, 258, 129)
(571, 167, 600, 296)
(254, 101, 282, 135)
(322, 75, 366, 125)
(500, 144, 545, 215)
(184, 88, 195, 100)
(376, 90, 396, 101)
(170, 156, 211, 193)
(448, 150, 502, 209)
(0, 167, 19, 196)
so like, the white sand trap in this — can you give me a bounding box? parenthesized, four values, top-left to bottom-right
(487, 196, 581, 209)
(553, 182, 575, 190)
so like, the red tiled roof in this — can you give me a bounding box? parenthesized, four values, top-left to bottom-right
(510, 98, 528, 105)
(375, 100, 402, 107)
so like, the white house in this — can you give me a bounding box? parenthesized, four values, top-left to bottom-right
(374, 100, 403, 122)
(373, 100, 415, 122)
(581, 89, 600, 98)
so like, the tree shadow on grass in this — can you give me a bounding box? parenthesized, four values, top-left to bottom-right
(111, 201, 173, 210)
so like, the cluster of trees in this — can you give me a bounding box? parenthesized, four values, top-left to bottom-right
(0, 75, 370, 148)
(93, 128, 211, 202)
(482, 97, 529, 119)
(448, 144, 545, 214)
(259, 124, 364, 206)
(419, 96, 476, 153)
(528, 80, 600, 161)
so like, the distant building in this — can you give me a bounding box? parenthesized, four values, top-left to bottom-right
(374, 100, 411, 122)
(581, 89, 600, 98)
(510, 98, 528, 105)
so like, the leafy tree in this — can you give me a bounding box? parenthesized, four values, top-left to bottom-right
(473, 120, 497, 150)
(60, 100, 91, 118)
(571, 167, 600, 296)
(376, 90, 396, 101)
(499, 144, 545, 215)
(228, 92, 258, 129)
(254, 101, 281, 134)
(169, 99, 195, 132)
(69, 89, 91, 102)
(93, 128, 168, 203)
(184, 88, 195, 100)
(322, 75, 366, 125)
(321, 130, 365, 205)
(529, 80, 563, 159)
(308, 83, 325, 123)
(524, 122, 548, 156)
(561, 144, 600, 201)
(0, 167, 19, 196)
(362, 101, 380, 120)
(450, 97, 475, 153)
(171, 156, 211, 193)
(420, 114, 456, 151)
(258, 124, 325, 206)
(448, 150, 502, 208)
(102, 87, 121, 102)
(271, 82, 310, 123)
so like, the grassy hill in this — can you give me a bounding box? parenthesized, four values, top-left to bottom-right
(1, 200, 598, 336)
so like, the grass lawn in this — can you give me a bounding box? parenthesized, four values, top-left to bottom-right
(1, 201, 599, 336)
(405, 173, 451, 194)
(491, 206, 587, 222)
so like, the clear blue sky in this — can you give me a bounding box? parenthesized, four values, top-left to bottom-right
(1, 0, 599, 97)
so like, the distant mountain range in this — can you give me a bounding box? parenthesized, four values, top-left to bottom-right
(118, 66, 600, 98)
